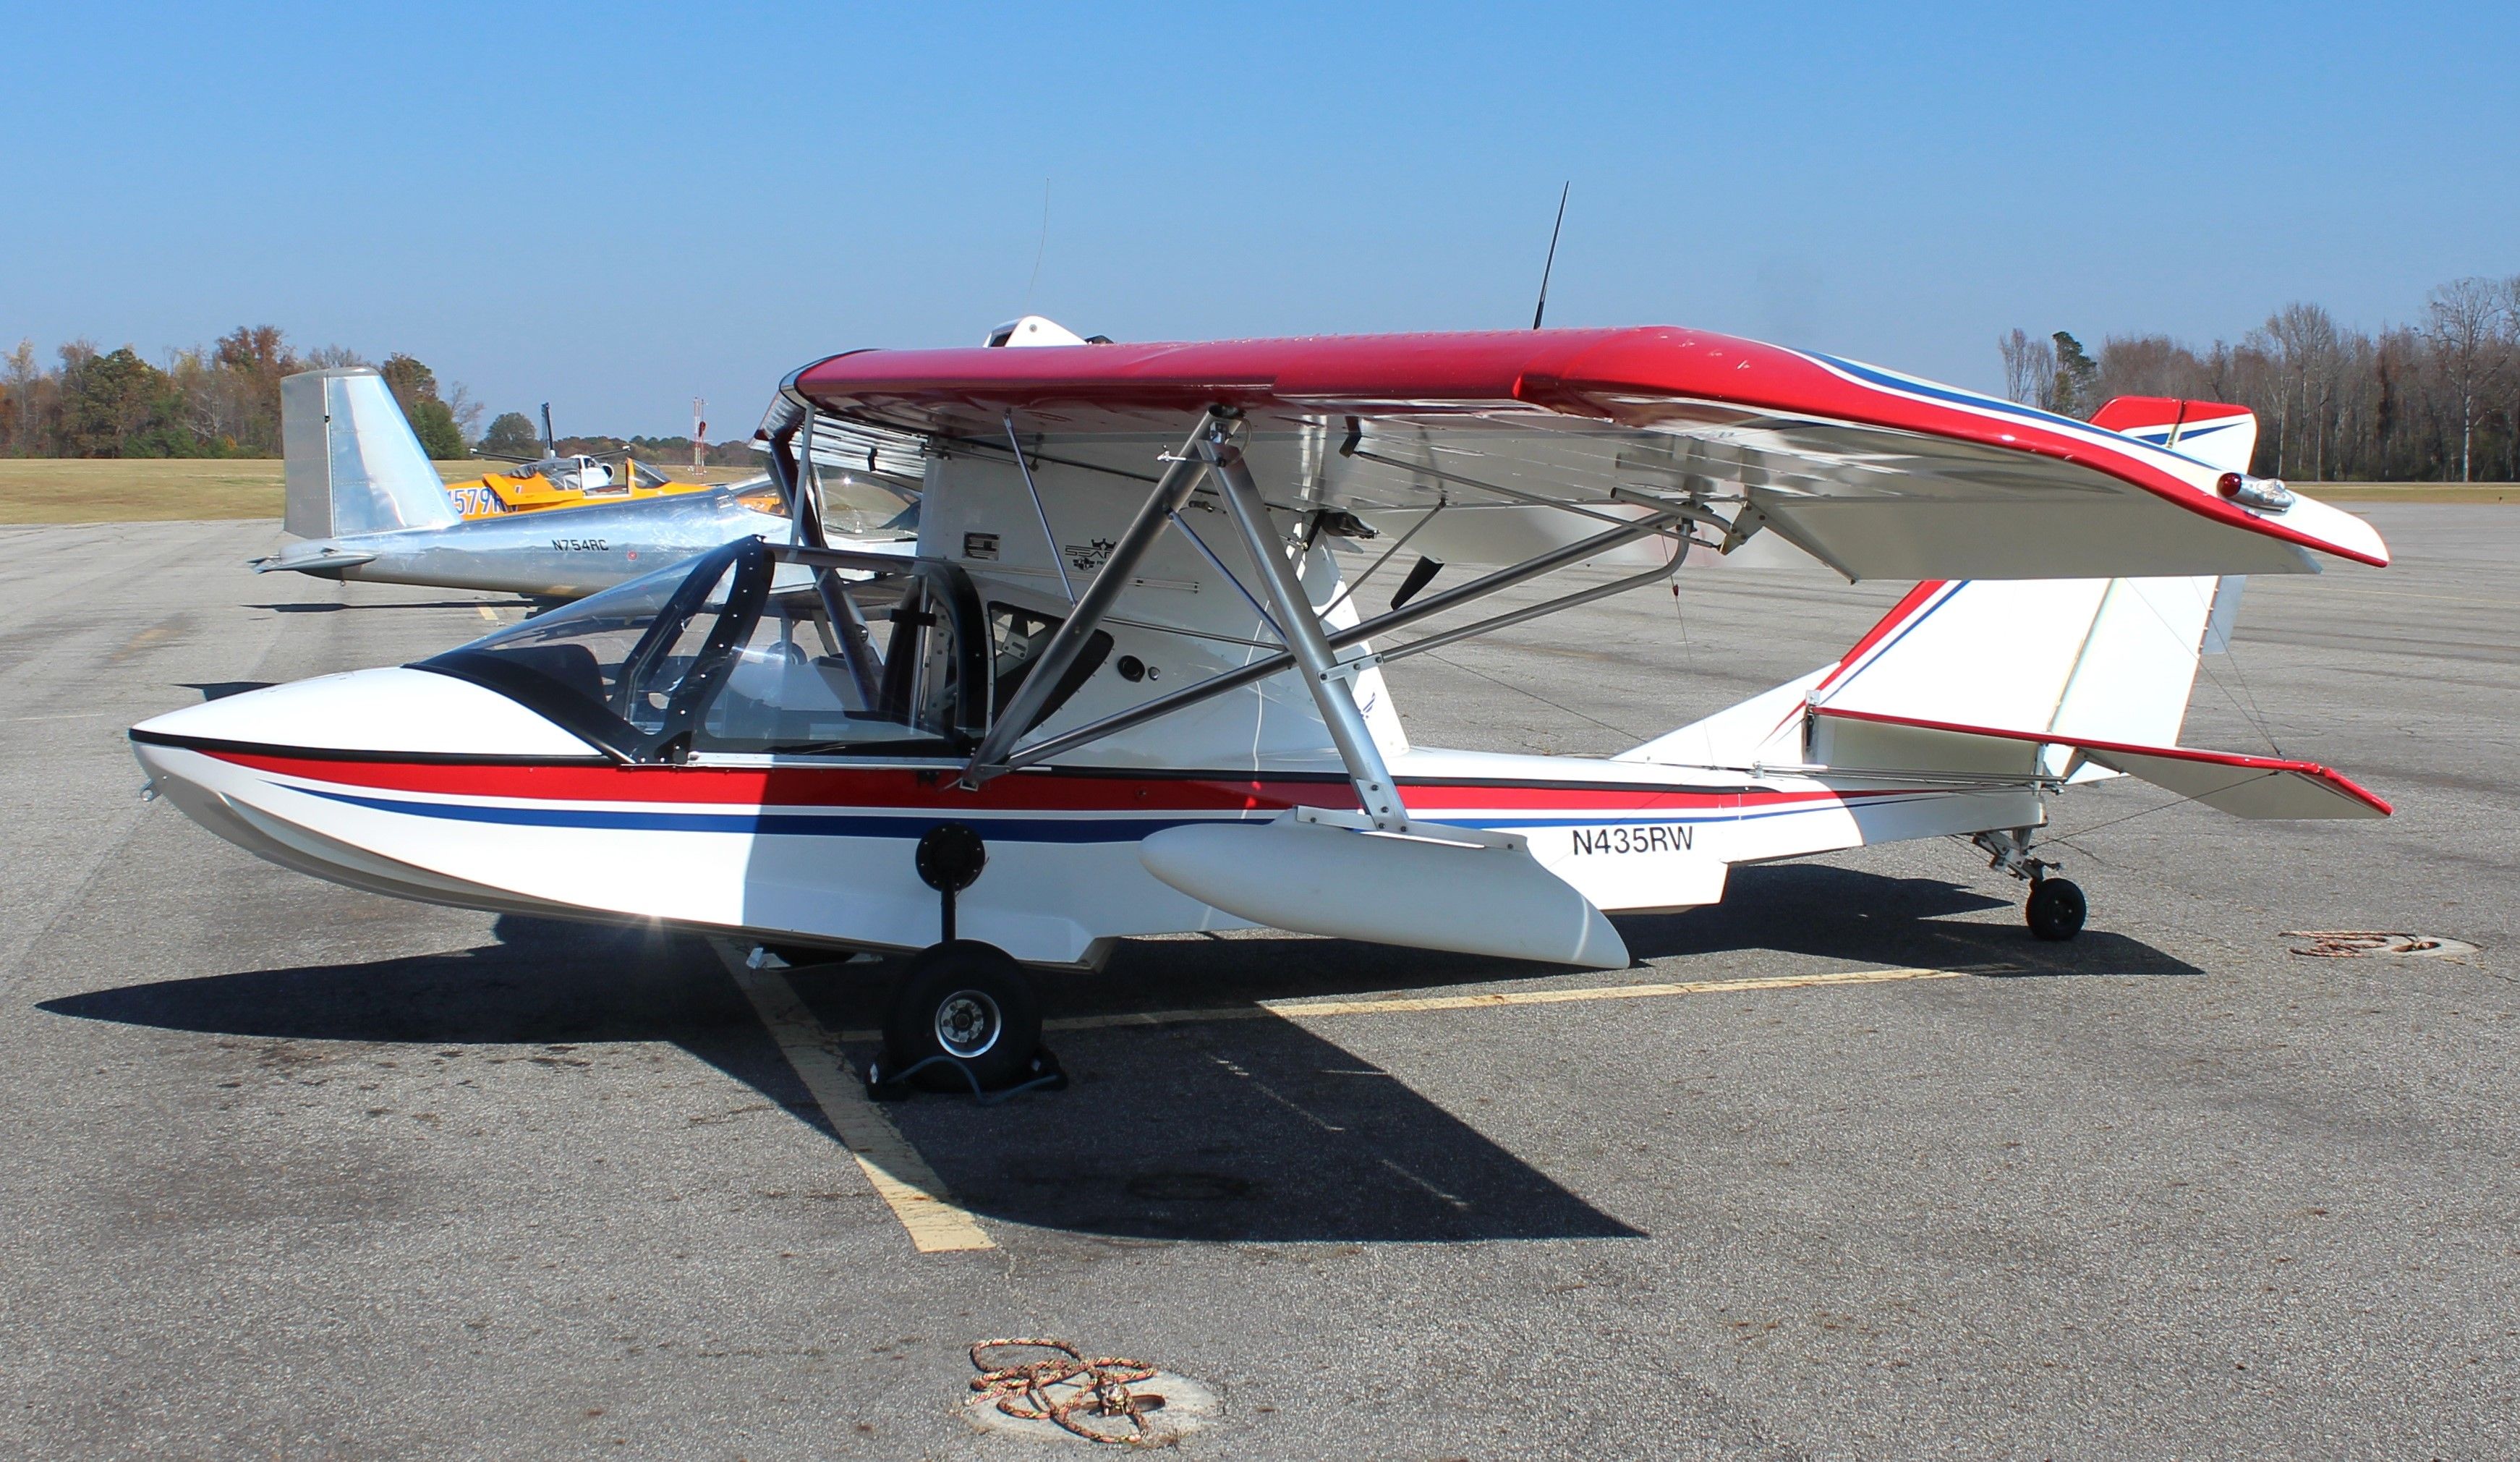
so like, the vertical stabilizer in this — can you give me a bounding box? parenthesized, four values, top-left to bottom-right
(1805, 577, 2221, 749)
(2089, 396, 2260, 475)
(281, 368, 459, 539)
(1621, 574, 2232, 771)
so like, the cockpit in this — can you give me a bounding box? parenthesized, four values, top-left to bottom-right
(415, 537, 1107, 763)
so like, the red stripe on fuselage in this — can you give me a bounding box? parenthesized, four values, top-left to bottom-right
(200, 750, 1910, 815)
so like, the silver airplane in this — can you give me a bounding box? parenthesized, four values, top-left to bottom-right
(251, 368, 911, 600)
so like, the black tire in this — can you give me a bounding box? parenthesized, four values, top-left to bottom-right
(881, 940, 1041, 1092)
(2026, 878, 2087, 942)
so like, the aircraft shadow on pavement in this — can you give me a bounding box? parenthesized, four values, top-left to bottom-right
(792, 955, 1640, 1244)
(248, 600, 535, 615)
(35, 864, 2190, 1245)
(1616, 864, 2205, 978)
(38, 914, 825, 1140)
(904, 864, 2200, 1027)
(38, 916, 1638, 1245)
(179, 681, 276, 701)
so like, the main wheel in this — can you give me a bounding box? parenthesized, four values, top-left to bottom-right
(2026, 878, 2087, 942)
(882, 940, 1041, 1092)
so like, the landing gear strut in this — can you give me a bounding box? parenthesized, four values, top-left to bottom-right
(1974, 828, 2086, 942)
(864, 823, 1063, 1099)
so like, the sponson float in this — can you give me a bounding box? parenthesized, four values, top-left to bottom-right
(133, 321, 2391, 1090)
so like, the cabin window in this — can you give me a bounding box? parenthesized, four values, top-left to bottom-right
(418, 538, 999, 761)
(416, 540, 765, 757)
(987, 603, 1111, 733)
(693, 577, 968, 755)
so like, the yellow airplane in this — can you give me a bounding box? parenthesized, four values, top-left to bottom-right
(443, 403, 739, 519)
(442, 456, 730, 518)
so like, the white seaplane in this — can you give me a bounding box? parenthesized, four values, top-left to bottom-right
(132, 320, 2391, 1091)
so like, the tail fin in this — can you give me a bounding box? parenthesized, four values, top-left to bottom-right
(2089, 396, 2257, 475)
(281, 367, 459, 538)
(1625, 575, 2385, 819)
(1808, 576, 2223, 748)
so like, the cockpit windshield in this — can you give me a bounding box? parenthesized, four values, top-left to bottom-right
(414, 537, 1034, 763)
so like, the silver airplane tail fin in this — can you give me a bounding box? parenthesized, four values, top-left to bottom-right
(281, 368, 460, 538)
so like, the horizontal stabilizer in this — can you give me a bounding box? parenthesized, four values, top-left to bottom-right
(1813, 707, 2389, 819)
(249, 543, 378, 577)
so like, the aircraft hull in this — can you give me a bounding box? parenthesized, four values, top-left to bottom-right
(129, 675, 2042, 968)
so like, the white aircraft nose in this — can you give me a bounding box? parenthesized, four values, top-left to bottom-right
(129, 666, 607, 906)
(131, 666, 600, 759)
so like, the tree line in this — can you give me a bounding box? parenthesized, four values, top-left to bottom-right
(0, 326, 480, 460)
(2002, 275, 2520, 482)
(0, 325, 763, 470)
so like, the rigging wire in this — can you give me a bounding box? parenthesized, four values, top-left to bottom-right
(1418, 647, 1646, 744)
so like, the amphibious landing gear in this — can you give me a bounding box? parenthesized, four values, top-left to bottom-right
(864, 825, 1066, 1100)
(877, 939, 1047, 1092)
(1974, 828, 2086, 943)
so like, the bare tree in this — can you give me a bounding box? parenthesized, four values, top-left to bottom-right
(2426, 277, 2506, 482)
(1999, 328, 2054, 407)
(2, 340, 38, 454)
(2265, 303, 2344, 480)
(2098, 334, 2209, 399)
(2504, 275, 2520, 481)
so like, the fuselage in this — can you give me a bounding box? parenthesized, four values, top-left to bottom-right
(129, 666, 2037, 968)
(257, 489, 798, 598)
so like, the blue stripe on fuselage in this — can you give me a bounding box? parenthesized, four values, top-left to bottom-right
(289, 786, 1956, 839)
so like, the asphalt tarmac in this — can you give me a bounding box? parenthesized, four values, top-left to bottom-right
(2, 506, 2511, 1459)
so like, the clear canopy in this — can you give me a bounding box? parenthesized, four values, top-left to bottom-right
(417, 538, 1078, 762)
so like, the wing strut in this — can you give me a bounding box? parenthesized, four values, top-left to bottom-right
(999, 511, 1674, 773)
(1201, 430, 1409, 832)
(961, 410, 1225, 786)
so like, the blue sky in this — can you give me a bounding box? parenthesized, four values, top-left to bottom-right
(5, 2, 2513, 436)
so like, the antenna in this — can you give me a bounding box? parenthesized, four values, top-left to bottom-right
(1020, 177, 1050, 315)
(1531, 181, 1570, 330)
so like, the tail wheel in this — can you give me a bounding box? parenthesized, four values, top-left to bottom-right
(2026, 878, 2087, 942)
(882, 940, 1042, 1092)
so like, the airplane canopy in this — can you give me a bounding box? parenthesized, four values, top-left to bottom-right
(786, 327, 2386, 582)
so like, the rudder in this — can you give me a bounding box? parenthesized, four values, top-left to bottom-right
(281, 367, 459, 538)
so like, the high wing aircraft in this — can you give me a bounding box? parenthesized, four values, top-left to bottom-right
(445, 401, 729, 519)
(250, 367, 903, 599)
(136, 325, 2390, 1093)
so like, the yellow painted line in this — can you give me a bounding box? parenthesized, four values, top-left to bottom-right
(107, 621, 180, 663)
(475, 604, 498, 622)
(723, 956, 995, 1254)
(826, 964, 1980, 1042)
(1252, 964, 1973, 1019)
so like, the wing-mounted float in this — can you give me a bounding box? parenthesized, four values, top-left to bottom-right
(137, 324, 2391, 1095)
